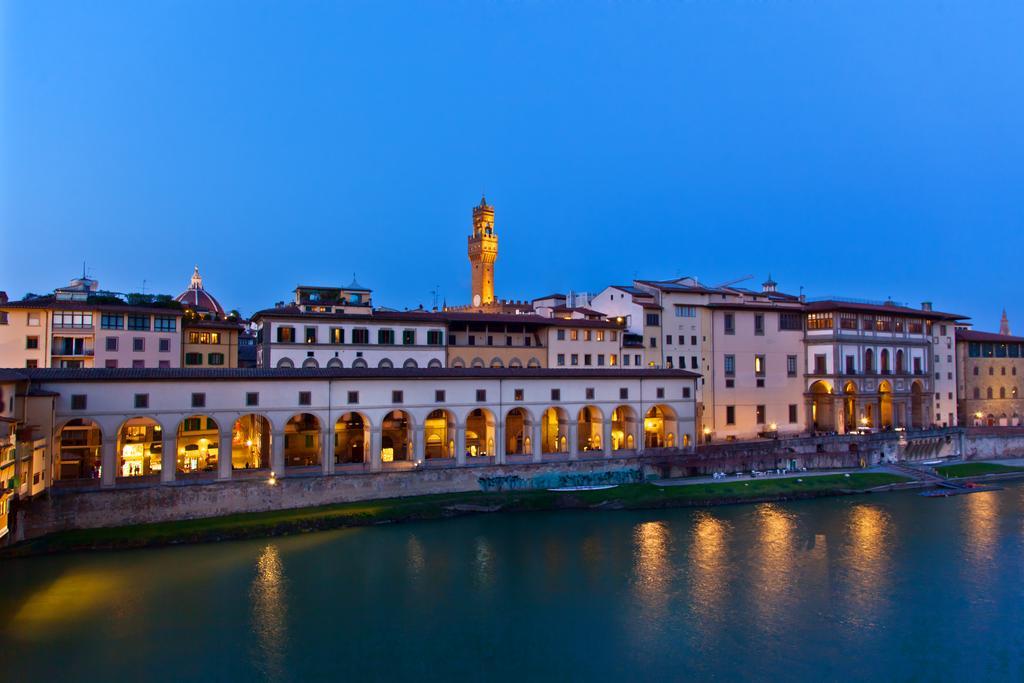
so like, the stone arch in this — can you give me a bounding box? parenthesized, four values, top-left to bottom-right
(809, 380, 835, 432)
(232, 414, 271, 470)
(403, 358, 419, 369)
(284, 413, 322, 468)
(351, 358, 369, 369)
(541, 407, 570, 454)
(465, 407, 496, 457)
(424, 409, 456, 459)
(451, 357, 466, 368)
(116, 416, 164, 479)
(378, 358, 394, 369)
(489, 357, 504, 368)
(910, 380, 925, 429)
(611, 405, 638, 451)
(470, 357, 485, 368)
(864, 348, 875, 374)
(644, 404, 678, 449)
(878, 380, 894, 428)
(508, 357, 523, 368)
(577, 405, 604, 453)
(381, 410, 413, 462)
(335, 412, 369, 464)
(276, 357, 295, 368)
(56, 418, 103, 481)
(326, 357, 343, 368)
(895, 349, 905, 374)
(302, 357, 319, 369)
(427, 358, 443, 369)
(505, 407, 533, 455)
(527, 357, 542, 368)
(175, 415, 220, 475)
(843, 380, 858, 432)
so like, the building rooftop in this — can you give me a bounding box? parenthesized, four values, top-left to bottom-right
(805, 299, 967, 321)
(956, 329, 1024, 344)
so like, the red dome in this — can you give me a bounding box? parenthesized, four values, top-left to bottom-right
(175, 266, 225, 316)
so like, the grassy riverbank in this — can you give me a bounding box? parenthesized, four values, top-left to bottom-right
(935, 462, 1024, 478)
(4, 472, 907, 557)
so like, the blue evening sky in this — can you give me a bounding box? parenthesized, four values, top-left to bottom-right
(2, 2, 1021, 330)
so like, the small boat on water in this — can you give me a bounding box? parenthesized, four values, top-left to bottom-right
(548, 485, 618, 492)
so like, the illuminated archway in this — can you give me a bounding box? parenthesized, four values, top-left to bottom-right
(843, 381, 858, 432)
(335, 412, 369, 464)
(577, 406, 604, 453)
(424, 409, 455, 459)
(541, 407, 570, 454)
(505, 408, 533, 455)
(878, 380, 893, 428)
(644, 405, 678, 449)
(809, 380, 834, 431)
(284, 413, 321, 467)
(117, 417, 163, 478)
(176, 415, 220, 474)
(232, 414, 271, 470)
(56, 419, 103, 481)
(466, 408, 496, 457)
(611, 406, 638, 451)
(910, 381, 925, 429)
(381, 410, 412, 462)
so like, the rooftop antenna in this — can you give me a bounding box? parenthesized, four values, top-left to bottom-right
(430, 285, 440, 310)
(715, 274, 753, 290)
(141, 279, 148, 295)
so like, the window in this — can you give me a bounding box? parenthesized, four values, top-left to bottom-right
(584, 330, 592, 342)
(551, 389, 560, 401)
(127, 314, 150, 331)
(726, 405, 735, 425)
(26, 335, 38, 349)
(814, 354, 827, 374)
(298, 391, 311, 406)
(132, 360, 145, 368)
(623, 354, 630, 366)
(674, 304, 696, 318)
(666, 335, 673, 345)
(789, 404, 798, 423)
(619, 387, 629, 400)
(208, 352, 225, 366)
(505, 336, 513, 346)
(839, 313, 858, 330)
(403, 330, 416, 345)
(378, 329, 395, 345)
(53, 311, 93, 328)
(133, 338, 145, 352)
(787, 355, 797, 377)
(70, 394, 87, 410)
(724, 313, 735, 335)
(646, 313, 660, 326)
(184, 352, 203, 365)
(875, 316, 893, 332)
(159, 338, 170, 352)
(476, 389, 486, 402)
(0, 311, 7, 325)
(435, 390, 446, 402)
(25, 359, 37, 368)
(305, 327, 317, 344)
(682, 387, 691, 398)
(754, 314, 764, 336)
(189, 330, 221, 344)
(135, 394, 149, 409)
(347, 391, 359, 404)
(610, 354, 617, 366)
(571, 354, 579, 366)
(584, 354, 592, 366)
(754, 355, 766, 377)
(392, 390, 404, 404)
(557, 329, 566, 341)
(105, 360, 118, 368)
(691, 335, 697, 345)
(649, 337, 657, 349)
(277, 326, 295, 343)
(597, 354, 605, 366)
(596, 331, 605, 342)
(328, 327, 344, 344)
(908, 320, 924, 334)
(779, 312, 802, 330)
(352, 328, 369, 344)
(27, 312, 40, 327)
(691, 356, 698, 370)
(973, 388, 980, 399)
(246, 392, 259, 407)
(807, 313, 833, 330)
(191, 393, 206, 408)
(101, 313, 124, 329)
(427, 330, 443, 345)
(861, 316, 875, 331)
(486, 335, 494, 346)
(183, 418, 203, 432)
(656, 387, 665, 399)
(724, 355, 735, 376)
(756, 405, 766, 424)
(557, 353, 565, 366)
(570, 329, 578, 341)
(586, 388, 595, 400)
(154, 316, 176, 332)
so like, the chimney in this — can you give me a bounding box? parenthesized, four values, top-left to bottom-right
(0, 291, 7, 304)
(921, 301, 933, 311)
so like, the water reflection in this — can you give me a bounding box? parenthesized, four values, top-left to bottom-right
(689, 512, 729, 622)
(474, 536, 495, 590)
(407, 534, 426, 580)
(752, 504, 795, 626)
(837, 504, 891, 628)
(632, 520, 672, 634)
(964, 491, 999, 570)
(250, 544, 288, 681)
(10, 570, 121, 639)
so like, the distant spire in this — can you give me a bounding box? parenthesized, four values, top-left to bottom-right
(1000, 309, 1011, 335)
(190, 265, 204, 290)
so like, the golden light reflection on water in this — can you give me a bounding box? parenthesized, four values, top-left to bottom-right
(633, 521, 671, 619)
(964, 491, 999, 570)
(838, 504, 891, 626)
(9, 570, 121, 639)
(407, 534, 426, 580)
(474, 537, 495, 589)
(251, 544, 287, 680)
(689, 512, 728, 622)
(752, 504, 795, 624)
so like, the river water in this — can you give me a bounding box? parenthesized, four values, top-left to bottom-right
(2, 483, 1024, 682)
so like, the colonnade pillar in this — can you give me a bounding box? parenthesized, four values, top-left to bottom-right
(161, 439, 175, 484)
(568, 422, 579, 460)
(369, 427, 382, 472)
(414, 426, 425, 465)
(218, 430, 233, 481)
(101, 440, 116, 488)
(321, 429, 334, 475)
(602, 420, 613, 458)
(494, 423, 504, 464)
(532, 422, 543, 463)
(271, 431, 285, 475)
(456, 425, 466, 466)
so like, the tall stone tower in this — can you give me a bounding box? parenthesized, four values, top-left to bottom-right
(468, 195, 497, 307)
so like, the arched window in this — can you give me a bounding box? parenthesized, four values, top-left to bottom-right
(864, 349, 874, 374)
(895, 350, 904, 374)
(302, 357, 319, 369)
(378, 358, 393, 368)
(880, 349, 890, 374)
(1000, 387, 1006, 399)
(352, 358, 368, 369)
(403, 358, 418, 369)
(987, 387, 994, 399)
(973, 388, 980, 399)
(276, 358, 295, 368)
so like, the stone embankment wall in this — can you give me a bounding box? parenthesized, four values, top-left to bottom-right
(15, 428, 994, 541)
(962, 427, 1024, 460)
